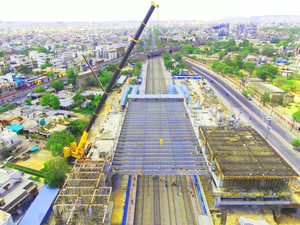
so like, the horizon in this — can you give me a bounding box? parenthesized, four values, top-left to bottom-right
(1, 0, 300, 22)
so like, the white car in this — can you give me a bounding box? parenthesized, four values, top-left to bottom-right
(265, 117, 271, 122)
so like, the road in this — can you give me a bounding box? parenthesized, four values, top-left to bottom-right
(145, 58, 168, 94)
(190, 63, 300, 174)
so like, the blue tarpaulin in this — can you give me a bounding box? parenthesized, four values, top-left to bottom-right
(8, 124, 23, 132)
(14, 78, 21, 82)
(19, 185, 60, 225)
(40, 118, 45, 125)
(29, 146, 40, 151)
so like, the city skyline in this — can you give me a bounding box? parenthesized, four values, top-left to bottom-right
(1, 0, 300, 22)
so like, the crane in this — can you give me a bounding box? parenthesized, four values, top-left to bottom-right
(64, 1, 159, 159)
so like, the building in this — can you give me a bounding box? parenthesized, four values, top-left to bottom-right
(0, 210, 13, 225)
(96, 45, 117, 60)
(276, 58, 288, 65)
(247, 78, 294, 103)
(200, 126, 299, 207)
(0, 167, 38, 216)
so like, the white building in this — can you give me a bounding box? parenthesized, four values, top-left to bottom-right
(0, 128, 20, 151)
(0, 210, 13, 225)
(96, 45, 117, 60)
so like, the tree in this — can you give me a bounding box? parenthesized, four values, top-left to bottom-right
(2, 68, 9, 75)
(50, 80, 64, 92)
(68, 119, 89, 138)
(242, 90, 249, 96)
(25, 99, 32, 105)
(35, 86, 46, 93)
(41, 157, 70, 188)
(164, 60, 173, 68)
(134, 69, 140, 76)
(138, 45, 144, 52)
(273, 76, 286, 87)
(41, 63, 53, 70)
(270, 37, 281, 44)
(173, 52, 182, 61)
(45, 129, 76, 156)
(66, 67, 79, 86)
(218, 50, 227, 60)
(288, 52, 295, 57)
(20, 64, 31, 74)
(47, 69, 55, 79)
(106, 63, 117, 72)
(41, 93, 52, 107)
(163, 54, 171, 61)
(73, 90, 85, 108)
(134, 61, 142, 70)
(261, 92, 271, 103)
(292, 139, 300, 148)
(279, 93, 284, 105)
(244, 62, 255, 75)
(261, 47, 275, 56)
(186, 63, 193, 71)
(0, 51, 5, 57)
(292, 109, 300, 132)
(5, 103, 13, 110)
(51, 95, 60, 109)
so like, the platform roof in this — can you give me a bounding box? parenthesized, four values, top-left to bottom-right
(200, 126, 299, 179)
(19, 185, 60, 225)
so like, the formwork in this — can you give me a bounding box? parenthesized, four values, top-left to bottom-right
(112, 99, 209, 175)
(50, 159, 112, 225)
(200, 126, 299, 193)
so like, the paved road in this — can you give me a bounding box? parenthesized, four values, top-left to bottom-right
(190, 63, 300, 174)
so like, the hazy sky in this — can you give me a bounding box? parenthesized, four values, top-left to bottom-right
(1, 0, 300, 22)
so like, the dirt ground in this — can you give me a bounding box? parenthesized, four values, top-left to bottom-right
(275, 93, 300, 116)
(16, 149, 55, 170)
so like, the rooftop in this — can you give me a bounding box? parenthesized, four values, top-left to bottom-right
(254, 82, 286, 93)
(200, 126, 299, 179)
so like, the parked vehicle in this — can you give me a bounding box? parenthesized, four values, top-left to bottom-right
(265, 117, 271, 122)
(247, 97, 252, 100)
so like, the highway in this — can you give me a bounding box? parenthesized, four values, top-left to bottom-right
(190, 62, 300, 174)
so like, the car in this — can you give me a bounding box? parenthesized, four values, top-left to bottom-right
(265, 117, 271, 122)
(247, 97, 252, 100)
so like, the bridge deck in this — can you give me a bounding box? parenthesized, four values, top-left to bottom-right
(112, 99, 208, 175)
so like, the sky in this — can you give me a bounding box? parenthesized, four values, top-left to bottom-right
(1, 0, 300, 22)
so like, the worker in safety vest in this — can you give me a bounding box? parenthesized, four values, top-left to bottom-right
(160, 139, 163, 145)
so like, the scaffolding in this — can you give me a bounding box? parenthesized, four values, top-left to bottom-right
(200, 126, 298, 180)
(51, 159, 112, 225)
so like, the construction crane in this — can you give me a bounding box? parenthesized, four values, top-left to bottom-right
(64, 1, 159, 159)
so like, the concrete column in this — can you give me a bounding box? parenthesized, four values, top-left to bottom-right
(193, 116, 197, 127)
(202, 145, 207, 153)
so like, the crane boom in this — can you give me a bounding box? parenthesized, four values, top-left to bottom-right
(64, 1, 159, 158)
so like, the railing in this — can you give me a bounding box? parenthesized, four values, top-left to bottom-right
(121, 175, 132, 225)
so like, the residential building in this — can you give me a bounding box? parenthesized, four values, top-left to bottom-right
(276, 58, 288, 64)
(0, 167, 38, 216)
(96, 45, 117, 60)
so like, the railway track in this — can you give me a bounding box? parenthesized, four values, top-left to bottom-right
(145, 58, 168, 94)
(153, 178, 161, 225)
(134, 176, 144, 225)
(167, 175, 177, 225)
(180, 176, 196, 225)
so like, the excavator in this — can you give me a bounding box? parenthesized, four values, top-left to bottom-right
(64, 1, 159, 159)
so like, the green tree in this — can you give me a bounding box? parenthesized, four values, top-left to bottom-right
(47, 69, 55, 79)
(292, 139, 300, 148)
(164, 60, 173, 68)
(45, 129, 76, 156)
(35, 86, 46, 93)
(73, 90, 85, 108)
(261, 92, 271, 103)
(68, 119, 88, 138)
(4, 152, 10, 158)
(106, 63, 117, 72)
(244, 62, 255, 75)
(25, 99, 32, 105)
(51, 95, 60, 109)
(218, 50, 227, 60)
(273, 76, 286, 87)
(40, 93, 52, 107)
(5, 103, 13, 110)
(20, 64, 31, 74)
(279, 93, 284, 105)
(50, 80, 64, 92)
(0, 51, 5, 57)
(40, 63, 53, 70)
(173, 52, 182, 61)
(242, 90, 249, 96)
(270, 37, 281, 43)
(292, 109, 300, 132)
(261, 47, 275, 56)
(2, 68, 9, 75)
(138, 45, 144, 52)
(134, 61, 142, 70)
(134, 69, 140, 76)
(41, 157, 70, 188)
(163, 54, 171, 61)
(66, 67, 79, 86)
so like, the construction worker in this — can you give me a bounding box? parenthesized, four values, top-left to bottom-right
(160, 139, 163, 145)
(172, 180, 176, 186)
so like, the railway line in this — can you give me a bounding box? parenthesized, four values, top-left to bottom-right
(145, 57, 168, 94)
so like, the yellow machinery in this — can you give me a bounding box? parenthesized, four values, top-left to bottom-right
(64, 1, 159, 159)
